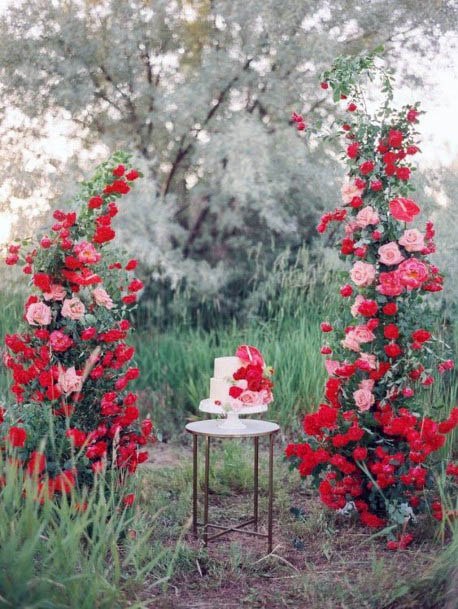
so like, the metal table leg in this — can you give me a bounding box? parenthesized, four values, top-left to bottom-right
(253, 436, 259, 532)
(192, 434, 198, 537)
(268, 432, 274, 553)
(203, 435, 210, 546)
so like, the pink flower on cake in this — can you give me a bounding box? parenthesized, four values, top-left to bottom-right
(235, 345, 265, 367)
(341, 179, 364, 205)
(350, 261, 376, 287)
(74, 241, 101, 265)
(398, 229, 425, 252)
(239, 391, 258, 405)
(355, 206, 379, 228)
(57, 366, 82, 395)
(61, 297, 86, 320)
(377, 271, 404, 296)
(25, 302, 52, 326)
(92, 286, 114, 309)
(43, 283, 67, 301)
(353, 388, 375, 411)
(378, 242, 404, 265)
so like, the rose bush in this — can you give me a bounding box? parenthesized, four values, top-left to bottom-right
(288, 52, 457, 546)
(1, 153, 153, 499)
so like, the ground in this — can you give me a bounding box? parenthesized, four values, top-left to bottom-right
(131, 438, 456, 609)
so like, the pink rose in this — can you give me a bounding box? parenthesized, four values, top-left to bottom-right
(341, 179, 364, 205)
(261, 389, 273, 405)
(57, 366, 82, 394)
(351, 295, 364, 317)
(26, 302, 52, 326)
(61, 297, 86, 320)
(398, 229, 425, 252)
(378, 242, 405, 265)
(43, 283, 67, 301)
(325, 360, 341, 375)
(359, 378, 375, 391)
(344, 221, 359, 237)
(352, 325, 376, 344)
(341, 333, 361, 352)
(74, 241, 102, 264)
(350, 262, 376, 287)
(353, 388, 375, 411)
(92, 287, 114, 309)
(359, 352, 377, 369)
(377, 271, 404, 297)
(398, 258, 429, 289)
(355, 206, 380, 228)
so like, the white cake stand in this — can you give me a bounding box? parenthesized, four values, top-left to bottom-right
(199, 398, 268, 430)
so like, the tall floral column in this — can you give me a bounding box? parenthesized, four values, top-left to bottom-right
(1, 154, 153, 501)
(287, 52, 457, 546)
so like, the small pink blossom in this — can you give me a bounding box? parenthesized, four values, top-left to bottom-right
(341, 179, 364, 205)
(359, 378, 375, 391)
(92, 287, 114, 309)
(353, 388, 375, 411)
(341, 333, 361, 352)
(344, 221, 359, 237)
(25, 302, 52, 326)
(61, 297, 86, 320)
(325, 360, 341, 375)
(355, 205, 380, 228)
(378, 242, 405, 265)
(350, 261, 376, 287)
(74, 241, 102, 264)
(351, 295, 364, 317)
(43, 283, 67, 301)
(398, 229, 425, 252)
(57, 366, 82, 394)
(359, 352, 377, 369)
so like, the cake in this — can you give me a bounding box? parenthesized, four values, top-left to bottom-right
(207, 345, 274, 412)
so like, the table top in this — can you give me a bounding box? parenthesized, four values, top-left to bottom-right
(185, 419, 280, 438)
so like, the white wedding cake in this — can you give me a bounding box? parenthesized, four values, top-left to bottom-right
(199, 346, 274, 429)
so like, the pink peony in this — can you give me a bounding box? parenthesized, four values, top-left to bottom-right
(57, 366, 82, 395)
(353, 388, 375, 411)
(355, 206, 380, 228)
(43, 283, 67, 301)
(398, 258, 429, 289)
(341, 179, 364, 205)
(25, 302, 52, 326)
(350, 262, 376, 287)
(92, 286, 114, 309)
(378, 242, 405, 265)
(398, 229, 425, 252)
(61, 297, 86, 320)
(377, 271, 404, 297)
(74, 241, 102, 264)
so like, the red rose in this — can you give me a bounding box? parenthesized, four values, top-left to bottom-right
(33, 273, 52, 293)
(128, 278, 144, 293)
(320, 346, 332, 355)
(229, 386, 243, 399)
(389, 198, 420, 222)
(320, 322, 333, 332)
(141, 419, 153, 436)
(384, 343, 402, 358)
(40, 236, 52, 249)
(88, 196, 104, 209)
(359, 160, 375, 175)
(123, 493, 135, 506)
(396, 167, 411, 181)
(93, 226, 116, 244)
(81, 327, 97, 340)
(411, 329, 431, 343)
(122, 294, 137, 305)
(125, 259, 138, 270)
(340, 284, 353, 297)
(112, 164, 125, 177)
(347, 102, 357, 112)
(382, 303, 397, 315)
(384, 324, 400, 340)
(407, 108, 419, 123)
(349, 196, 363, 209)
(8, 426, 27, 447)
(320, 81, 329, 89)
(358, 300, 378, 317)
(370, 180, 383, 191)
(341, 238, 354, 255)
(353, 447, 368, 461)
(347, 142, 360, 159)
(387, 129, 404, 148)
(26, 451, 46, 476)
(384, 164, 396, 176)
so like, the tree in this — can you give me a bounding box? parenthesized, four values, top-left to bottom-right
(0, 0, 456, 315)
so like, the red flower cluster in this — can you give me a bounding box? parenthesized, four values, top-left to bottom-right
(1, 156, 153, 494)
(287, 59, 456, 540)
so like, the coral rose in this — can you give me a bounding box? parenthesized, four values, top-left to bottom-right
(378, 242, 404, 265)
(26, 302, 52, 326)
(350, 262, 376, 287)
(355, 206, 380, 228)
(61, 297, 86, 320)
(398, 229, 425, 252)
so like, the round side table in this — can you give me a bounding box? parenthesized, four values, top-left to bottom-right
(185, 419, 280, 554)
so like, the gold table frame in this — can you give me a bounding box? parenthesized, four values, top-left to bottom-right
(185, 419, 280, 554)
